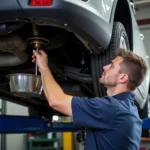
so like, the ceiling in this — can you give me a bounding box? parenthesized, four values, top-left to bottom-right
(133, 0, 150, 8)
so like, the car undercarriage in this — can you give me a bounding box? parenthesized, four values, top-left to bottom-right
(0, 22, 107, 116)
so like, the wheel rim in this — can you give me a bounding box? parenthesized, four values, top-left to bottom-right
(120, 34, 127, 49)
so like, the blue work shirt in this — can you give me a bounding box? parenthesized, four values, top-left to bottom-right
(71, 92, 142, 150)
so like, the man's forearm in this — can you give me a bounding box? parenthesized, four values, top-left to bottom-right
(40, 66, 73, 116)
(32, 50, 72, 115)
(40, 66, 65, 106)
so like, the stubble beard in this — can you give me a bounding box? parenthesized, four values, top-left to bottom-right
(99, 77, 106, 86)
(99, 76, 110, 88)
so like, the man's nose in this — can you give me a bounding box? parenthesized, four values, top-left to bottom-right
(103, 64, 110, 71)
(103, 66, 106, 71)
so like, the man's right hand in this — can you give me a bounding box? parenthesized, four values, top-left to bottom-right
(32, 50, 49, 73)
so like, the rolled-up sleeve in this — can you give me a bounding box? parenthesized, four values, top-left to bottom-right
(71, 96, 116, 129)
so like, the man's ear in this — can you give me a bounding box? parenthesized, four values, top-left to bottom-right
(119, 73, 129, 83)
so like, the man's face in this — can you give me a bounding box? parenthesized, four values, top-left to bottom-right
(99, 56, 124, 87)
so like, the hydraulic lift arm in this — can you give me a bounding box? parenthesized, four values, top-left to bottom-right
(0, 115, 81, 133)
(0, 115, 149, 134)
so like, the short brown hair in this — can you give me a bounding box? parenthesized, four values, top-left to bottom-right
(116, 48, 147, 91)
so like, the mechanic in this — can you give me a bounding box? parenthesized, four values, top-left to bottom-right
(32, 48, 147, 150)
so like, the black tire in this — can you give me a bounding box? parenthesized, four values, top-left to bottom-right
(91, 22, 130, 96)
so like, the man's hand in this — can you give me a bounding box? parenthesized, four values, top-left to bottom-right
(32, 50, 48, 72)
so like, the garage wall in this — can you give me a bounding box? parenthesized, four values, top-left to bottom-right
(135, 6, 150, 59)
(140, 26, 150, 57)
(135, 6, 150, 20)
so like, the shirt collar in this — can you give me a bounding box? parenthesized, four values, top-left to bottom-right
(112, 92, 135, 101)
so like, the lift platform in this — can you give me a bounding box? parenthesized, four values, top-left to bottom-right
(0, 115, 82, 133)
(0, 89, 149, 133)
(0, 114, 149, 133)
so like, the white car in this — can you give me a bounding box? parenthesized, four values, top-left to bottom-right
(0, 0, 149, 122)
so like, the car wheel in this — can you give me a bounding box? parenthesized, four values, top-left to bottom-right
(91, 22, 130, 96)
